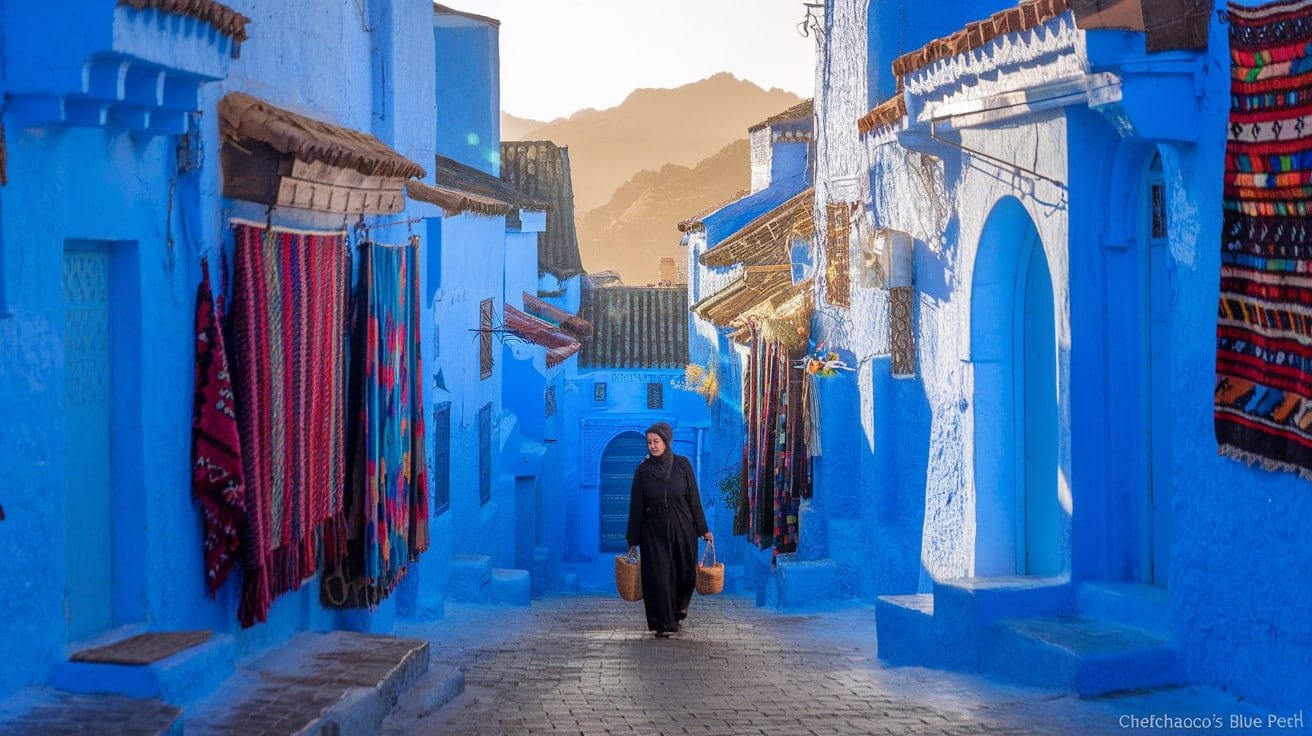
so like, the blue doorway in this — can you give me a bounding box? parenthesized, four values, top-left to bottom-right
(599, 432, 647, 552)
(972, 197, 1061, 577)
(63, 245, 116, 640)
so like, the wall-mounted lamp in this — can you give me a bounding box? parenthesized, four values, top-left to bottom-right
(798, 2, 825, 39)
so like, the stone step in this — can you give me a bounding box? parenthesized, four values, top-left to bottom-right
(487, 568, 531, 606)
(874, 594, 936, 666)
(380, 663, 465, 734)
(772, 556, 848, 610)
(447, 554, 493, 603)
(185, 630, 429, 735)
(931, 576, 1071, 635)
(793, 502, 828, 560)
(1076, 581, 1170, 638)
(49, 629, 235, 707)
(982, 617, 1184, 697)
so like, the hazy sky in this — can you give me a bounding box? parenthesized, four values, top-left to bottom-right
(447, 0, 818, 122)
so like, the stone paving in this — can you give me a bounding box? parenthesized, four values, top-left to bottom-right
(386, 592, 1265, 736)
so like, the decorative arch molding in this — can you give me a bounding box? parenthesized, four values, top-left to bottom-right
(580, 417, 678, 485)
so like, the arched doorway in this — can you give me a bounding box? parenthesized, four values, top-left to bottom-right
(598, 432, 647, 552)
(972, 197, 1061, 577)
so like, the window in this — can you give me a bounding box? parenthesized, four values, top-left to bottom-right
(478, 402, 492, 505)
(647, 382, 664, 409)
(825, 203, 855, 307)
(1148, 152, 1167, 242)
(479, 298, 494, 379)
(431, 402, 451, 516)
(545, 384, 557, 417)
(594, 382, 607, 402)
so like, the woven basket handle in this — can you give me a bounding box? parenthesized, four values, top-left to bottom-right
(626, 548, 640, 564)
(699, 539, 717, 567)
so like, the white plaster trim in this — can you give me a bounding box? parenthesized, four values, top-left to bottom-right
(923, 71, 1122, 130)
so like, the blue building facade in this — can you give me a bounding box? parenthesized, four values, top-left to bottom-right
(0, 0, 592, 712)
(791, 0, 1311, 711)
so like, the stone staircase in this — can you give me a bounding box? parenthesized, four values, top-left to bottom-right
(447, 554, 531, 606)
(877, 577, 1184, 696)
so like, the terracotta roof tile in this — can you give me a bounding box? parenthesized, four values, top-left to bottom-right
(118, 0, 250, 41)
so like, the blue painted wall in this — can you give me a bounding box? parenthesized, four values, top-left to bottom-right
(434, 10, 500, 174)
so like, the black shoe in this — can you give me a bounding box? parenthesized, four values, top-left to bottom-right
(677, 609, 688, 621)
(653, 631, 671, 639)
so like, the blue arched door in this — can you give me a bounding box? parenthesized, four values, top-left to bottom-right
(599, 432, 648, 552)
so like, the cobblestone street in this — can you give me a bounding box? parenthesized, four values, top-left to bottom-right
(386, 591, 1258, 736)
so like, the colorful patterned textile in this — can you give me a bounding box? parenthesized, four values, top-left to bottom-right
(191, 259, 245, 598)
(229, 224, 349, 626)
(739, 325, 811, 552)
(1217, 0, 1312, 479)
(322, 240, 428, 608)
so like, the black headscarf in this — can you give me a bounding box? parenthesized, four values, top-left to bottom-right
(645, 421, 675, 481)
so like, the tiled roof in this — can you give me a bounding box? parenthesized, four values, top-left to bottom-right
(219, 93, 425, 180)
(857, 0, 1209, 136)
(748, 99, 815, 132)
(118, 0, 250, 41)
(406, 180, 511, 217)
(700, 187, 814, 268)
(579, 287, 688, 369)
(435, 155, 550, 211)
(504, 304, 581, 367)
(500, 142, 584, 280)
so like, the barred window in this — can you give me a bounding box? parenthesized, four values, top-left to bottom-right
(594, 382, 607, 402)
(479, 298, 494, 379)
(478, 402, 492, 505)
(431, 402, 451, 516)
(647, 382, 664, 409)
(1148, 152, 1167, 242)
(825, 203, 854, 308)
(545, 384, 557, 417)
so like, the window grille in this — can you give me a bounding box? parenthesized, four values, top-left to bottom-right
(479, 298, 494, 379)
(594, 382, 607, 402)
(1149, 152, 1168, 241)
(431, 402, 451, 516)
(825, 203, 855, 307)
(545, 384, 557, 417)
(478, 402, 492, 505)
(647, 382, 664, 409)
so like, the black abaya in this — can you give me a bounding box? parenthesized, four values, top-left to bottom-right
(626, 453, 709, 633)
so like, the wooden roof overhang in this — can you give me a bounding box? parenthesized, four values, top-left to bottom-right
(700, 187, 815, 268)
(504, 304, 583, 367)
(219, 92, 426, 215)
(406, 180, 512, 217)
(692, 265, 794, 328)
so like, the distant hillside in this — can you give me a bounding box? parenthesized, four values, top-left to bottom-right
(577, 139, 750, 286)
(500, 112, 547, 141)
(516, 73, 801, 213)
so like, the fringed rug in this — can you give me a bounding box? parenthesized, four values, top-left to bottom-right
(323, 240, 428, 609)
(1216, 0, 1312, 479)
(229, 223, 349, 626)
(191, 259, 245, 597)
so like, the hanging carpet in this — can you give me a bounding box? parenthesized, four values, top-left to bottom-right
(190, 258, 245, 598)
(1216, 0, 1312, 479)
(322, 240, 429, 609)
(229, 223, 349, 627)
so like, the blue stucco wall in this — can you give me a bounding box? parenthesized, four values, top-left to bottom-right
(434, 12, 500, 174)
(0, 0, 445, 700)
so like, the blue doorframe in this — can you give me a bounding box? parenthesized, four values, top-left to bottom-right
(972, 197, 1061, 577)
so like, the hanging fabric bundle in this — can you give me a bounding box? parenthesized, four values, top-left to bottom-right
(190, 258, 246, 597)
(322, 239, 429, 609)
(229, 223, 350, 627)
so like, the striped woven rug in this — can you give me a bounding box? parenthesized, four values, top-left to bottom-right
(230, 223, 349, 626)
(1216, 0, 1312, 479)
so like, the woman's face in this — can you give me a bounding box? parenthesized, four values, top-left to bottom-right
(646, 432, 667, 457)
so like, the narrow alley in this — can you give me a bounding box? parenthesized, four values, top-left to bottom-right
(383, 588, 1261, 736)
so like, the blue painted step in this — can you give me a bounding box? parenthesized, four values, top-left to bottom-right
(488, 568, 531, 606)
(983, 617, 1184, 696)
(875, 594, 935, 665)
(49, 629, 235, 707)
(1076, 581, 1170, 638)
(773, 555, 849, 610)
(447, 554, 493, 603)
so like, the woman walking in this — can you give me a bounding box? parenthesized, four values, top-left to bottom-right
(626, 422, 712, 638)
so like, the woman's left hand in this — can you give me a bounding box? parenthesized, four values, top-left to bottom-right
(702, 531, 714, 543)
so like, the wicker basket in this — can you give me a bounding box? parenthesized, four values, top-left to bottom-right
(695, 541, 724, 595)
(615, 550, 642, 602)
